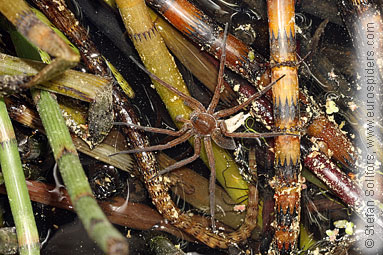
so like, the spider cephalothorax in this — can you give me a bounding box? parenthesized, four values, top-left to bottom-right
(189, 112, 217, 136)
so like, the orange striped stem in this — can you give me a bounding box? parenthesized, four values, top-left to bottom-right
(267, 0, 302, 254)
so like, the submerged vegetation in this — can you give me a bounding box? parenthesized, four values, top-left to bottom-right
(0, 0, 382, 254)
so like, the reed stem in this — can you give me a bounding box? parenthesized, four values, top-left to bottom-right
(31, 88, 129, 254)
(0, 97, 40, 255)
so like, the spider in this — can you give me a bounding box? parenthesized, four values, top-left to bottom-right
(111, 24, 295, 231)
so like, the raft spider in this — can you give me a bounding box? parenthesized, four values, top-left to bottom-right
(112, 24, 294, 231)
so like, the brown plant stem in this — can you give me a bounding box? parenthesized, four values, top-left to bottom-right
(267, 0, 302, 253)
(0, 181, 193, 242)
(145, 0, 267, 85)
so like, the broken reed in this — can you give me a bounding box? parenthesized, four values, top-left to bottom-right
(0, 97, 40, 255)
(29, 2, 134, 98)
(0, 53, 108, 103)
(0, 0, 79, 91)
(0, 49, 112, 147)
(2, 74, 134, 173)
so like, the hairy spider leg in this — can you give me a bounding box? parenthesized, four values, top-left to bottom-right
(214, 75, 285, 118)
(203, 136, 218, 230)
(207, 24, 230, 114)
(109, 129, 193, 156)
(202, 23, 230, 231)
(129, 56, 205, 111)
(113, 122, 189, 136)
(156, 137, 202, 176)
(220, 122, 300, 138)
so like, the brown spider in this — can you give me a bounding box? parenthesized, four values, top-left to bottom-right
(112, 25, 294, 231)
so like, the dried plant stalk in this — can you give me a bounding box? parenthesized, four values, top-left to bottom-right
(267, 0, 302, 253)
(0, 53, 109, 103)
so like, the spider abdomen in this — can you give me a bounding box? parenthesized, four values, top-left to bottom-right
(190, 112, 217, 136)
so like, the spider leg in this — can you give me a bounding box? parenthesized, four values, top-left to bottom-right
(109, 130, 193, 156)
(203, 136, 217, 232)
(220, 122, 300, 139)
(129, 56, 205, 111)
(207, 23, 229, 114)
(114, 122, 189, 136)
(214, 74, 286, 119)
(154, 137, 202, 177)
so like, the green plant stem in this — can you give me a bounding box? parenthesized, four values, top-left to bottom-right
(31, 89, 128, 255)
(0, 97, 40, 255)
